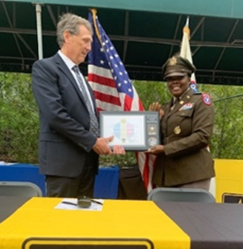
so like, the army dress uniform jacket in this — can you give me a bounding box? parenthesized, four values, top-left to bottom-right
(153, 89, 215, 187)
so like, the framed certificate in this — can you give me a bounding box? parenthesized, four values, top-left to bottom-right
(100, 111, 160, 151)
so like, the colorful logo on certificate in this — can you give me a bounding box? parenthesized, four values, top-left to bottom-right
(148, 137, 157, 146)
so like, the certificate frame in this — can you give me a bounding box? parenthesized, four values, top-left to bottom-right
(100, 111, 160, 151)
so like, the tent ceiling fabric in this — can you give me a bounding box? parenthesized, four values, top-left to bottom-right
(2, 0, 243, 85)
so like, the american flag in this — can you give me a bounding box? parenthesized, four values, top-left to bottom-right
(87, 9, 155, 192)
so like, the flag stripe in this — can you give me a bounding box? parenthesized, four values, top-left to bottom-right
(95, 100, 123, 111)
(89, 74, 116, 89)
(91, 83, 119, 97)
(93, 91, 121, 106)
(88, 64, 113, 79)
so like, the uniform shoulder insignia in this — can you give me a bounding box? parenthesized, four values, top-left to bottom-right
(201, 93, 212, 106)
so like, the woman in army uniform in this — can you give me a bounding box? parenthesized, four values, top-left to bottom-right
(145, 55, 215, 191)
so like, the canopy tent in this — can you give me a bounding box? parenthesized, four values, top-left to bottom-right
(2, 0, 243, 85)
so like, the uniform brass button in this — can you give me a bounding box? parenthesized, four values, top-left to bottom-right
(174, 126, 181, 134)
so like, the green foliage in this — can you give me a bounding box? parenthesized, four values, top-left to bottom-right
(0, 72, 39, 163)
(0, 73, 243, 165)
(133, 81, 170, 109)
(202, 84, 243, 159)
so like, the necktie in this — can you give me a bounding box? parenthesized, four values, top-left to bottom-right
(72, 66, 99, 137)
(170, 98, 179, 111)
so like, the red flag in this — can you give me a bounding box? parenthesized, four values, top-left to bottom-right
(87, 9, 155, 192)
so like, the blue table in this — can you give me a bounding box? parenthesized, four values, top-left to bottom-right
(94, 165, 119, 199)
(0, 163, 119, 199)
(0, 163, 46, 196)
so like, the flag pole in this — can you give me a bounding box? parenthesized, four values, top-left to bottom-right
(186, 16, 189, 26)
(89, 8, 102, 45)
(183, 16, 190, 40)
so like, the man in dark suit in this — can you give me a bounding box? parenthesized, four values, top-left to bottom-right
(32, 13, 125, 198)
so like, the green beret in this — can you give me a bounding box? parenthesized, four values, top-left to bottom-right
(162, 56, 196, 79)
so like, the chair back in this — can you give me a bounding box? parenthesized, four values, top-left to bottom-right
(0, 181, 42, 197)
(147, 187, 215, 203)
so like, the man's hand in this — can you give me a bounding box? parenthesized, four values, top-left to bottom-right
(92, 136, 126, 155)
(112, 145, 125, 155)
(144, 145, 164, 155)
(93, 136, 114, 155)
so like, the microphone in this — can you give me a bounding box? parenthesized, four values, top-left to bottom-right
(61, 196, 103, 208)
(77, 196, 92, 208)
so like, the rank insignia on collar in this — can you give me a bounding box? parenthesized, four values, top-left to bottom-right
(168, 57, 177, 66)
(202, 93, 212, 106)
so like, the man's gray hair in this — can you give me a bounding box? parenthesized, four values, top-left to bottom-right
(56, 13, 93, 48)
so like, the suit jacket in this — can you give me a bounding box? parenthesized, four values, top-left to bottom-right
(153, 89, 215, 186)
(32, 53, 99, 177)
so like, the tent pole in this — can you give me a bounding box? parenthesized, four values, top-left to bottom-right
(35, 4, 43, 59)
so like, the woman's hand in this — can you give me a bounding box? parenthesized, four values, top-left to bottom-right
(149, 102, 164, 119)
(144, 145, 164, 155)
(112, 145, 126, 155)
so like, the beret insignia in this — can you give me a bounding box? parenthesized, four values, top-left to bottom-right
(168, 56, 177, 66)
